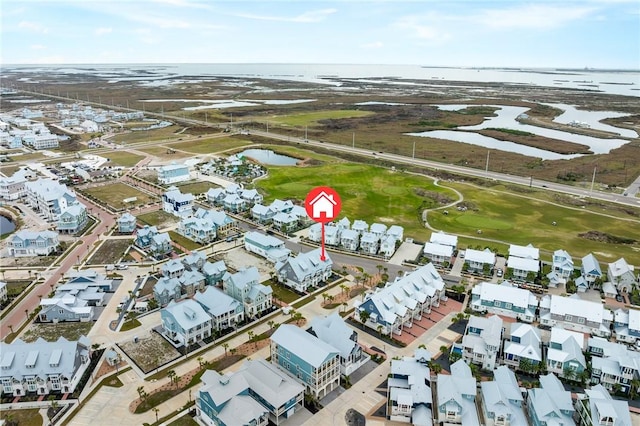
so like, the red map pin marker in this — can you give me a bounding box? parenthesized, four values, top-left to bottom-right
(305, 186, 342, 260)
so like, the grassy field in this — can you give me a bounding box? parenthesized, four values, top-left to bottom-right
(175, 181, 218, 195)
(168, 230, 202, 251)
(256, 161, 455, 240)
(166, 137, 253, 154)
(21, 322, 94, 343)
(0, 408, 42, 426)
(82, 183, 157, 209)
(102, 150, 146, 167)
(428, 182, 640, 263)
(137, 146, 192, 160)
(88, 239, 133, 264)
(168, 416, 199, 426)
(111, 125, 184, 144)
(268, 110, 375, 127)
(138, 210, 177, 228)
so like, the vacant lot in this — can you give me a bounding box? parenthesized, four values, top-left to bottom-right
(102, 151, 146, 167)
(268, 110, 375, 127)
(168, 230, 202, 251)
(21, 321, 94, 343)
(138, 210, 177, 228)
(175, 181, 218, 195)
(88, 239, 133, 265)
(0, 408, 42, 426)
(119, 332, 181, 373)
(111, 125, 183, 144)
(82, 183, 157, 210)
(137, 146, 192, 160)
(166, 137, 253, 154)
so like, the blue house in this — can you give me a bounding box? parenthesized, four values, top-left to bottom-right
(270, 324, 340, 399)
(135, 225, 159, 248)
(436, 360, 479, 425)
(196, 359, 304, 426)
(202, 260, 227, 286)
(157, 162, 190, 185)
(581, 253, 602, 287)
(527, 374, 575, 426)
(56, 203, 88, 234)
(117, 212, 137, 234)
(480, 366, 528, 426)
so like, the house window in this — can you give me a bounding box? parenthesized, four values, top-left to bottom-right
(565, 314, 573, 322)
(505, 303, 513, 310)
(494, 300, 501, 307)
(577, 317, 585, 324)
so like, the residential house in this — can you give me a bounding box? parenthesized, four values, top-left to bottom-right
(581, 253, 603, 287)
(430, 231, 458, 249)
(194, 286, 244, 332)
(308, 313, 368, 377)
(479, 366, 527, 426)
(275, 248, 333, 293)
(324, 225, 341, 247)
(193, 208, 236, 235)
(339, 229, 360, 251)
(436, 359, 479, 426)
(222, 267, 273, 319)
(182, 250, 207, 271)
(454, 315, 503, 371)
(240, 188, 263, 205)
(29, 133, 59, 150)
(270, 324, 340, 399)
(423, 242, 453, 266)
(307, 223, 323, 243)
(0, 168, 29, 200)
(386, 225, 404, 242)
(379, 235, 398, 258)
(387, 349, 433, 425)
(575, 385, 632, 426)
(222, 193, 247, 213)
(178, 269, 207, 297)
(251, 204, 278, 224)
(506, 256, 540, 282)
(149, 232, 172, 258)
(503, 323, 542, 372)
(613, 308, 632, 344)
(608, 258, 636, 294)
(202, 260, 228, 287)
(161, 299, 212, 347)
(272, 212, 299, 233)
(603, 282, 618, 299)
(64, 270, 114, 291)
(196, 359, 304, 426)
(177, 216, 217, 244)
(153, 277, 182, 306)
(57, 203, 88, 234)
(162, 186, 194, 219)
(0, 336, 91, 396)
(162, 258, 186, 279)
(509, 243, 540, 260)
(135, 225, 159, 248)
(7, 230, 60, 257)
(38, 295, 94, 323)
(546, 327, 586, 380)
(526, 374, 574, 426)
(354, 263, 445, 336)
(352, 220, 368, 235)
(117, 212, 137, 234)
(539, 294, 613, 337)
(471, 281, 538, 323)
(205, 188, 225, 206)
(157, 162, 190, 185)
(24, 178, 78, 222)
(463, 248, 496, 275)
(588, 337, 640, 395)
(360, 232, 379, 255)
(552, 249, 574, 279)
(244, 231, 291, 263)
(369, 223, 387, 240)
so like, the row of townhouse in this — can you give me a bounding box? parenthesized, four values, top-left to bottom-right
(176, 208, 236, 244)
(153, 251, 227, 305)
(0, 336, 91, 397)
(308, 218, 404, 258)
(195, 315, 369, 425)
(250, 199, 314, 232)
(24, 178, 88, 233)
(135, 225, 173, 258)
(613, 307, 640, 345)
(0, 168, 32, 200)
(0, 126, 59, 150)
(471, 281, 614, 337)
(206, 183, 263, 213)
(353, 263, 446, 336)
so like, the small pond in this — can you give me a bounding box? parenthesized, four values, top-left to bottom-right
(237, 149, 299, 166)
(0, 215, 16, 236)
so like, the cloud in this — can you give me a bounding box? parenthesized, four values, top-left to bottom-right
(95, 27, 112, 36)
(237, 8, 337, 23)
(361, 41, 384, 49)
(18, 21, 48, 34)
(393, 16, 451, 43)
(478, 4, 596, 29)
(30, 44, 46, 50)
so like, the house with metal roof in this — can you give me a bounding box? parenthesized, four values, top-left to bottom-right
(463, 248, 496, 275)
(153, 277, 182, 306)
(196, 358, 304, 426)
(0, 336, 91, 396)
(352, 220, 368, 235)
(270, 324, 340, 399)
(275, 248, 333, 293)
(581, 253, 603, 287)
(177, 216, 217, 244)
(430, 231, 458, 249)
(526, 373, 574, 426)
(471, 281, 538, 323)
(539, 294, 613, 337)
(608, 258, 637, 294)
(56, 203, 88, 234)
(161, 299, 212, 347)
(552, 249, 574, 279)
(386, 225, 404, 242)
(162, 186, 194, 219)
(388, 349, 433, 425)
(575, 384, 632, 426)
(308, 313, 368, 376)
(360, 231, 379, 255)
(546, 327, 586, 381)
(369, 223, 387, 240)
(24, 178, 78, 222)
(503, 323, 542, 372)
(222, 193, 247, 213)
(193, 208, 236, 235)
(162, 258, 186, 279)
(202, 260, 227, 286)
(194, 286, 244, 332)
(506, 256, 540, 282)
(479, 366, 527, 426)
(436, 359, 479, 425)
(117, 212, 137, 234)
(205, 187, 225, 206)
(508, 243, 539, 260)
(0, 168, 29, 201)
(244, 231, 291, 263)
(222, 267, 273, 319)
(587, 336, 640, 395)
(240, 188, 263, 205)
(380, 235, 398, 258)
(354, 263, 445, 336)
(135, 225, 158, 248)
(7, 230, 60, 257)
(272, 212, 299, 233)
(149, 232, 172, 258)
(339, 228, 360, 251)
(423, 242, 453, 266)
(454, 315, 503, 371)
(38, 295, 94, 323)
(157, 162, 190, 185)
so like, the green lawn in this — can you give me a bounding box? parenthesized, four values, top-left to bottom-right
(175, 181, 218, 195)
(168, 231, 203, 251)
(1, 408, 42, 426)
(428, 182, 640, 263)
(82, 183, 157, 209)
(269, 110, 375, 127)
(137, 146, 192, 160)
(168, 416, 199, 426)
(270, 281, 302, 304)
(166, 137, 253, 154)
(120, 318, 141, 331)
(257, 162, 453, 240)
(111, 125, 183, 144)
(138, 210, 178, 228)
(102, 151, 146, 167)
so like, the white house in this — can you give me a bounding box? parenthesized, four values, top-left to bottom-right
(7, 230, 60, 257)
(162, 186, 195, 219)
(463, 248, 495, 275)
(161, 299, 212, 347)
(388, 349, 433, 424)
(454, 315, 503, 371)
(539, 294, 612, 337)
(194, 286, 244, 332)
(608, 258, 636, 294)
(423, 242, 453, 266)
(430, 231, 458, 249)
(575, 385, 632, 426)
(470, 281, 538, 323)
(508, 243, 539, 260)
(552, 249, 574, 279)
(244, 231, 291, 263)
(275, 248, 333, 293)
(436, 360, 479, 426)
(157, 162, 191, 185)
(479, 366, 527, 426)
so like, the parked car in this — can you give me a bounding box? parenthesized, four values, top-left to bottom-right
(496, 268, 503, 278)
(616, 294, 624, 302)
(115, 264, 128, 270)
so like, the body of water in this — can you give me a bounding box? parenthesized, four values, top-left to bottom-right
(0, 215, 16, 236)
(3, 64, 638, 97)
(238, 149, 298, 166)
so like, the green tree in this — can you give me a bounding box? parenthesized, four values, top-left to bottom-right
(359, 310, 370, 329)
(137, 386, 147, 401)
(322, 292, 329, 304)
(428, 361, 443, 375)
(167, 370, 177, 388)
(222, 343, 229, 357)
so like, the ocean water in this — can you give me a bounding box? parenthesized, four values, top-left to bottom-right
(3, 63, 638, 97)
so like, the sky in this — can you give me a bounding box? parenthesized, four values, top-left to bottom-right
(1, 0, 639, 68)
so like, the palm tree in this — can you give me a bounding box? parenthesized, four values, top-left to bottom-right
(339, 283, 348, 296)
(222, 342, 229, 357)
(376, 264, 383, 275)
(230, 348, 237, 356)
(8, 325, 14, 335)
(327, 295, 335, 305)
(362, 272, 371, 288)
(153, 407, 159, 423)
(321, 292, 329, 305)
(197, 356, 204, 369)
(136, 385, 147, 401)
(341, 265, 348, 276)
(428, 361, 443, 375)
(24, 309, 29, 319)
(377, 325, 383, 337)
(359, 310, 370, 329)
(439, 345, 449, 357)
(268, 320, 275, 330)
(247, 331, 256, 348)
(167, 370, 177, 388)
